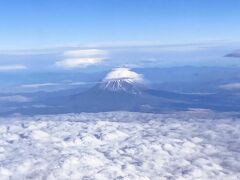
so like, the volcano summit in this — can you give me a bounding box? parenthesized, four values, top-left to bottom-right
(100, 68, 144, 94)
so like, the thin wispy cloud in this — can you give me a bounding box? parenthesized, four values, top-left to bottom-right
(21, 83, 60, 88)
(220, 83, 240, 90)
(0, 95, 30, 102)
(63, 49, 106, 57)
(20, 82, 97, 89)
(0, 64, 27, 71)
(68, 81, 99, 85)
(56, 49, 107, 68)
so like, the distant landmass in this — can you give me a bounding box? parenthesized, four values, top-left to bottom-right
(1, 68, 240, 116)
(225, 50, 240, 57)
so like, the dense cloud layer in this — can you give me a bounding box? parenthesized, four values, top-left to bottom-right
(0, 112, 239, 179)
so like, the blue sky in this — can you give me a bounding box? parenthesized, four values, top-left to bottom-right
(0, 0, 240, 50)
(0, 0, 240, 77)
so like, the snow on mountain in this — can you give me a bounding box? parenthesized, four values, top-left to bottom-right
(100, 68, 144, 93)
(0, 112, 239, 179)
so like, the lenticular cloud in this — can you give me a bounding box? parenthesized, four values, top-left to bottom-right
(0, 112, 239, 179)
(104, 68, 144, 83)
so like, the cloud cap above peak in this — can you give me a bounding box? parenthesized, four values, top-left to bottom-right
(104, 68, 144, 83)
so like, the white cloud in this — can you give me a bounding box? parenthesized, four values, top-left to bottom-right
(0, 112, 239, 179)
(20, 82, 97, 89)
(21, 83, 59, 88)
(55, 57, 105, 68)
(0, 64, 27, 71)
(68, 81, 98, 85)
(0, 95, 30, 102)
(220, 83, 240, 90)
(104, 68, 144, 83)
(56, 49, 107, 68)
(63, 49, 106, 57)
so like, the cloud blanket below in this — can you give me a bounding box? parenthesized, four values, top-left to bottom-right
(0, 112, 239, 179)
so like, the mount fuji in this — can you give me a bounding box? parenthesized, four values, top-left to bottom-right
(99, 68, 145, 94)
(60, 68, 190, 113)
(63, 68, 151, 112)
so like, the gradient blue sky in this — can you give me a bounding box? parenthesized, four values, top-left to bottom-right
(0, 0, 240, 50)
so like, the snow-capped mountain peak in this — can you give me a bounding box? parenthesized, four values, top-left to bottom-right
(100, 68, 144, 93)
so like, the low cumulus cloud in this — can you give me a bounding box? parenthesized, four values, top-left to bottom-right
(0, 64, 27, 71)
(0, 112, 239, 179)
(55, 49, 107, 68)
